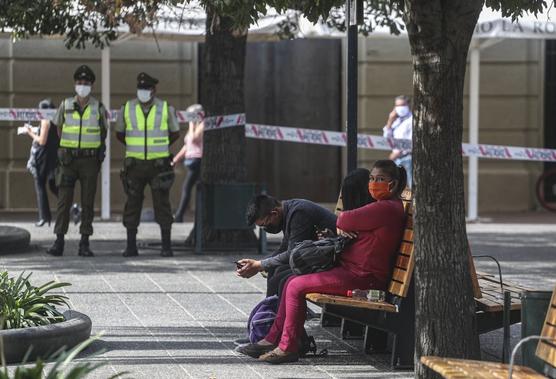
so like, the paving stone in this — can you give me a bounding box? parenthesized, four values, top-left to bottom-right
(1, 217, 555, 378)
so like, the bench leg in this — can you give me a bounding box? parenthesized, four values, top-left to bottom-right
(341, 319, 365, 340)
(390, 282, 415, 369)
(364, 326, 389, 353)
(320, 309, 342, 327)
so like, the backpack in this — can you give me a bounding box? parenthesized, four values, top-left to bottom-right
(289, 236, 350, 276)
(247, 295, 279, 343)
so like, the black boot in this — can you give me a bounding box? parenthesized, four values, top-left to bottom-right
(46, 234, 64, 256)
(160, 229, 173, 257)
(122, 229, 139, 257)
(78, 234, 94, 257)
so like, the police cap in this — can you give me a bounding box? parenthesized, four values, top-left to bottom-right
(73, 65, 95, 83)
(137, 72, 159, 89)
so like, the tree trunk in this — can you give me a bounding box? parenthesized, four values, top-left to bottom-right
(189, 6, 257, 248)
(404, 1, 482, 377)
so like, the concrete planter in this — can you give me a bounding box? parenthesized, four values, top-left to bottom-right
(1, 310, 92, 364)
(0, 226, 30, 254)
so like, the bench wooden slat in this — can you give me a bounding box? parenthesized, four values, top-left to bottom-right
(306, 293, 398, 312)
(472, 274, 531, 312)
(421, 356, 545, 379)
(536, 287, 556, 367)
(547, 304, 556, 325)
(468, 250, 482, 299)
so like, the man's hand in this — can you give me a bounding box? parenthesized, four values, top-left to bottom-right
(389, 149, 401, 160)
(316, 228, 334, 240)
(236, 259, 263, 278)
(337, 228, 358, 239)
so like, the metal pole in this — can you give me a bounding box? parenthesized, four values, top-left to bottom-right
(101, 47, 111, 220)
(346, 0, 358, 173)
(467, 42, 480, 221)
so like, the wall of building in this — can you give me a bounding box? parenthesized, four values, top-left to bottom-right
(0, 35, 546, 214)
(0, 36, 197, 213)
(357, 37, 544, 213)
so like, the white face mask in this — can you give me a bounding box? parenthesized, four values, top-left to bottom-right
(137, 89, 152, 103)
(75, 84, 91, 98)
(395, 105, 410, 118)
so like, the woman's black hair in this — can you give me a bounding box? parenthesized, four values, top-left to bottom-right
(341, 168, 374, 211)
(372, 160, 408, 198)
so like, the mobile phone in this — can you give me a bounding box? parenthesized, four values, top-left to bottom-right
(234, 261, 244, 270)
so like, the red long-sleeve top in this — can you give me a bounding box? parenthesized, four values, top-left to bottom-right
(336, 198, 406, 290)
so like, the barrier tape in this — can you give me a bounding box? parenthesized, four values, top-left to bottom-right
(2, 108, 556, 162)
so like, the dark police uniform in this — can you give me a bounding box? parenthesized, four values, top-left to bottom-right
(114, 72, 180, 257)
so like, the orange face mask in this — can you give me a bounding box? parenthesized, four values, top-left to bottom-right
(368, 182, 392, 200)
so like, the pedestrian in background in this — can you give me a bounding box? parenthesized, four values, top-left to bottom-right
(47, 65, 109, 257)
(172, 104, 204, 223)
(25, 99, 59, 227)
(383, 95, 413, 188)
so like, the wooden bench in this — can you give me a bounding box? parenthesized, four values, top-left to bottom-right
(307, 190, 531, 369)
(421, 285, 556, 378)
(307, 190, 416, 368)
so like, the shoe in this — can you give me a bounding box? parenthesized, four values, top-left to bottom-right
(46, 239, 64, 256)
(122, 248, 139, 257)
(234, 337, 251, 346)
(123, 229, 138, 257)
(160, 248, 173, 257)
(259, 347, 299, 364)
(160, 229, 173, 257)
(35, 219, 51, 227)
(78, 244, 94, 257)
(236, 343, 276, 358)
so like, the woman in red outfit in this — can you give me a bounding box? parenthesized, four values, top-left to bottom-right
(238, 160, 408, 364)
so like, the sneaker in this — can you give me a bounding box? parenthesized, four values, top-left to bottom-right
(236, 343, 276, 358)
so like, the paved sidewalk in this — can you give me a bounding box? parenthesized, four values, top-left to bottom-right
(0, 217, 555, 378)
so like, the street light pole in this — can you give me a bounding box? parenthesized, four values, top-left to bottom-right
(346, 0, 359, 173)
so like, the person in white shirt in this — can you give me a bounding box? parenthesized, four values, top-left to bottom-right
(383, 95, 413, 188)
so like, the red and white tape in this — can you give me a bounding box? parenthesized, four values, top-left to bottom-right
(2, 108, 556, 162)
(0, 108, 218, 125)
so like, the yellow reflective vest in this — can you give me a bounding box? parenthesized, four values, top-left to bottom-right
(124, 98, 170, 160)
(60, 98, 101, 149)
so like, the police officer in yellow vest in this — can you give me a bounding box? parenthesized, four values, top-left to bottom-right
(47, 65, 108, 257)
(115, 73, 180, 257)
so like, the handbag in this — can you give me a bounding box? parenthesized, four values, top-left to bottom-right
(289, 236, 350, 275)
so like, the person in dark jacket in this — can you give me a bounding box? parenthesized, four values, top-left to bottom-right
(236, 195, 337, 297)
(238, 160, 407, 364)
(25, 99, 59, 227)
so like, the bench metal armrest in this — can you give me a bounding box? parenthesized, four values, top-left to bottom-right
(508, 335, 556, 379)
(473, 254, 504, 293)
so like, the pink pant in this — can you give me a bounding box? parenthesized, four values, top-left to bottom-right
(265, 266, 374, 352)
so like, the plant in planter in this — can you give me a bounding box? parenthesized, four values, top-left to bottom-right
(0, 271, 70, 329)
(1, 335, 128, 379)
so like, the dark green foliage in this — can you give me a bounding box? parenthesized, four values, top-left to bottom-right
(0, 271, 70, 329)
(0, 336, 128, 379)
(0, 0, 550, 49)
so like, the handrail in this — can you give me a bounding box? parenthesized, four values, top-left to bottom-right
(508, 335, 556, 379)
(473, 254, 504, 294)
